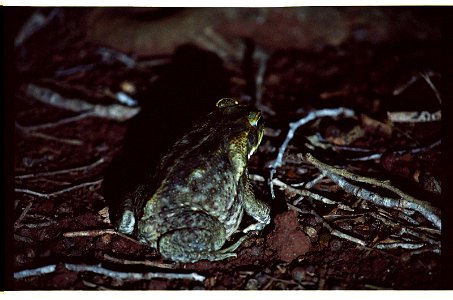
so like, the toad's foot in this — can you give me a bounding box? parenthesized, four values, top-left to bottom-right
(242, 221, 267, 233)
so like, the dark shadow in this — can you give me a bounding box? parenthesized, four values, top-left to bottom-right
(102, 44, 230, 225)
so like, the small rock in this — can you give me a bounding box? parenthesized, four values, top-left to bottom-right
(266, 210, 311, 263)
(245, 278, 259, 290)
(291, 267, 307, 282)
(99, 233, 112, 245)
(329, 238, 342, 251)
(304, 226, 318, 240)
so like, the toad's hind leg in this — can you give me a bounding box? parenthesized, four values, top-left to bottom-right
(158, 212, 236, 263)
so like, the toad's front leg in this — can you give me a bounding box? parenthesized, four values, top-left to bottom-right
(241, 174, 271, 233)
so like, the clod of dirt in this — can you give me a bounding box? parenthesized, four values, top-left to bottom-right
(266, 210, 311, 263)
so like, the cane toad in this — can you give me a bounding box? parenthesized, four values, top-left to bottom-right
(115, 98, 270, 262)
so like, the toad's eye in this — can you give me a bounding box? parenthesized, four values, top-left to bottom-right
(216, 98, 239, 108)
(248, 111, 262, 128)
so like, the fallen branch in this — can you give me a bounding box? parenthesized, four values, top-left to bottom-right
(14, 264, 57, 279)
(288, 203, 366, 247)
(15, 111, 93, 132)
(420, 71, 442, 104)
(25, 84, 140, 122)
(14, 263, 206, 282)
(15, 179, 103, 199)
(375, 242, 425, 250)
(304, 153, 441, 230)
(370, 211, 440, 246)
(268, 107, 355, 198)
(64, 263, 205, 282)
(63, 228, 140, 245)
(16, 122, 84, 145)
(14, 202, 33, 228)
(272, 178, 354, 211)
(103, 253, 175, 269)
(15, 157, 106, 180)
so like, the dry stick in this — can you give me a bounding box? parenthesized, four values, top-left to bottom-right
(272, 178, 354, 212)
(369, 211, 440, 246)
(305, 153, 441, 230)
(23, 220, 57, 229)
(15, 157, 106, 180)
(63, 228, 140, 245)
(15, 179, 103, 199)
(420, 71, 442, 104)
(16, 122, 84, 146)
(350, 139, 441, 162)
(15, 8, 61, 47)
(291, 173, 325, 189)
(14, 234, 34, 243)
(14, 264, 57, 279)
(375, 242, 426, 250)
(16, 111, 94, 132)
(14, 202, 33, 228)
(329, 172, 441, 231)
(103, 253, 175, 269)
(14, 263, 205, 282)
(64, 263, 206, 282)
(408, 245, 441, 255)
(392, 71, 439, 96)
(201, 27, 243, 60)
(268, 107, 356, 198)
(288, 203, 367, 247)
(25, 84, 140, 122)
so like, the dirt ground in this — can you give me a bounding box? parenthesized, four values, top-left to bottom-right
(5, 7, 450, 290)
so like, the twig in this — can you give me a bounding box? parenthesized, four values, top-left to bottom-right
(288, 203, 367, 247)
(349, 153, 383, 161)
(395, 139, 441, 155)
(103, 253, 175, 269)
(375, 242, 426, 250)
(14, 264, 57, 279)
(392, 71, 438, 96)
(387, 110, 441, 123)
(420, 71, 442, 104)
(408, 246, 441, 255)
(14, 234, 34, 243)
(370, 211, 440, 246)
(305, 153, 441, 230)
(268, 107, 355, 198)
(349, 139, 441, 162)
(291, 173, 325, 189)
(392, 75, 418, 96)
(15, 157, 106, 180)
(63, 228, 140, 245)
(273, 178, 354, 211)
(25, 84, 140, 122)
(14, 263, 206, 282)
(55, 63, 97, 78)
(15, 8, 61, 47)
(14, 202, 33, 228)
(15, 179, 103, 199)
(23, 220, 57, 228)
(64, 263, 206, 282)
(196, 27, 243, 61)
(16, 122, 84, 145)
(15, 111, 93, 132)
(97, 47, 136, 68)
(329, 173, 441, 230)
